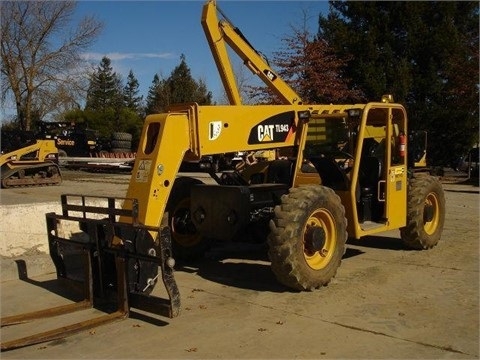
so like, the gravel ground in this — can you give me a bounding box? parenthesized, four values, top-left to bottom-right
(0, 168, 478, 359)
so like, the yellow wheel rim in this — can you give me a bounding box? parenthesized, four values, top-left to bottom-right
(170, 198, 201, 247)
(424, 192, 439, 235)
(303, 209, 336, 270)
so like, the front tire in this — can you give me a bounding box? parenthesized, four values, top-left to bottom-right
(167, 177, 210, 261)
(268, 185, 347, 291)
(400, 175, 445, 249)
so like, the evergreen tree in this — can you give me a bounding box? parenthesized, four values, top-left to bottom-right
(145, 54, 213, 114)
(80, 56, 145, 141)
(123, 70, 143, 115)
(145, 74, 160, 115)
(85, 56, 122, 112)
(318, 1, 479, 165)
(169, 54, 197, 104)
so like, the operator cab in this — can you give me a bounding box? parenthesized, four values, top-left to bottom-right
(300, 102, 408, 238)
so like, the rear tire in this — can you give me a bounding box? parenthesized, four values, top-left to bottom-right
(268, 185, 347, 291)
(400, 175, 445, 249)
(167, 177, 210, 261)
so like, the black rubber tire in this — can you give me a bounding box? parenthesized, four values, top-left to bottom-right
(111, 140, 131, 149)
(112, 132, 133, 141)
(57, 149, 68, 167)
(268, 185, 347, 291)
(400, 175, 445, 249)
(166, 177, 210, 261)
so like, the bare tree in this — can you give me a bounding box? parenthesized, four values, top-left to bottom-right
(217, 57, 258, 105)
(1, 1, 103, 130)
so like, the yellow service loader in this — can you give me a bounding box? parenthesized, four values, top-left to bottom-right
(0, 139, 61, 188)
(1, 0, 445, 350)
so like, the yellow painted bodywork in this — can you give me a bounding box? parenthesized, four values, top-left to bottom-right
(123, 103, 354, 227)
(120, 0, 410, 243)
(202, 0, 301, 105)
(122, 100, 408, 241)
(0, 139, 58, 167)
(339, 104, 408, 238)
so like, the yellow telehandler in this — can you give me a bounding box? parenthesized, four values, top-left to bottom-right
(1, 0, 445, 350)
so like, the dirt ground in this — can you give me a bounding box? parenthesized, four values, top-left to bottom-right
(0, 169, 478, 359)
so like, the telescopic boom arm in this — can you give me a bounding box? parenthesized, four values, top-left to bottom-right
(201, 0, 303, 105)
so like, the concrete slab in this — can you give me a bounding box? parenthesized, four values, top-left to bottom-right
(0, 170, 214, 279)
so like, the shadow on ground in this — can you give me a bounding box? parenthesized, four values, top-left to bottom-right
(176, 234, 411, 293)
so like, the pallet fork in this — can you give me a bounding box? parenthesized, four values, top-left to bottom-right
(1, 194, 180, 351)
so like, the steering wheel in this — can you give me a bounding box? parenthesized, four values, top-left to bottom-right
(323, 150, 354, 170)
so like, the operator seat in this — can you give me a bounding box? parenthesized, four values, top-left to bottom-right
(358, 156, 382, 222)
(359, 156, 382, 192)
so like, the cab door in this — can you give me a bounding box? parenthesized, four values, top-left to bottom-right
(355, 104, 408, 235)
(383, 106, 408, 229)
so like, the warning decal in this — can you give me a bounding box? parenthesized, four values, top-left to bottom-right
(209, 121, 222, 141)
(135, 160, 152, 183)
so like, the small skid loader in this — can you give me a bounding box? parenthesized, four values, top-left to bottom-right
(0, 139, 62, 188)
(1, 0, 445, 350)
